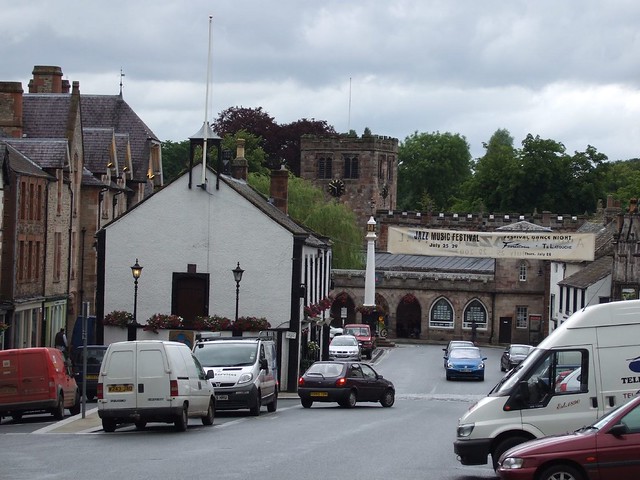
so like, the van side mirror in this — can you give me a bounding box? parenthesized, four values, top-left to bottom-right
(260, 358, 268, 371)
(206, 369, 215, 379)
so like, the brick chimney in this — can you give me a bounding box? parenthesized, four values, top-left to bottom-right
(231, 138, 248, 181)
(0, 81, 24, 138)
(28, 66, 70, 94)
(270, 165, 289, 215)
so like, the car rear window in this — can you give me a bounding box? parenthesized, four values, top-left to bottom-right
(307, 363, 345, 377)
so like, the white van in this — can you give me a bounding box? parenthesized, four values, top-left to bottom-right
(193, 333, 278, 416)
(97, 340, 215, 432)
(454, 299, 640, 470)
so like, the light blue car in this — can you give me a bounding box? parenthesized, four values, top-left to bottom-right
(444, 347, 486, 381)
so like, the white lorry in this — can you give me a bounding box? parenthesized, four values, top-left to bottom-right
(454, 300, 640, 470)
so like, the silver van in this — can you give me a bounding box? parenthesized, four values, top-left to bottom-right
(193, 333, 278, 416)
(97, 340, 215, 432)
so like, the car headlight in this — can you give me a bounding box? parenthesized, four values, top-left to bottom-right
(446, 362, 453, 368)
(479, 362, 485, 369)
(500, 457, 524, 469)
(457, 423, 475, 437)
(237, 373, 253, 384)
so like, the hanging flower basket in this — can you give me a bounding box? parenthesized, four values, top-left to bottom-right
(356, 304, 381, 315)
(103, 310, 134, 328)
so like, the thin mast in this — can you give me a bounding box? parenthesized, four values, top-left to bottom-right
(201, 15, 213, 187)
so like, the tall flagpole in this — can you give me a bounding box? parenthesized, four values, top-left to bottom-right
(201, 15, 213, 187)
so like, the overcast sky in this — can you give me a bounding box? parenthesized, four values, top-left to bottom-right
(4, 0, 640, 160)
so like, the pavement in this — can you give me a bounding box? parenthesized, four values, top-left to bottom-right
(39, 392, 301, 434)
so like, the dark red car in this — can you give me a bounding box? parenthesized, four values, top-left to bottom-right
(497, 394, 640, 480)
(297, 361, 394, 409)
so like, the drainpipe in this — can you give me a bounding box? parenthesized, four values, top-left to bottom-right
(66, 182, 74, 330)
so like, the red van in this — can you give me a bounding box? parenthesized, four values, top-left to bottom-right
(0, 347, 80, 421)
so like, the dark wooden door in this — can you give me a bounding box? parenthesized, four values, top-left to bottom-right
(172, 273, 209, 326)
(499, 317, 512, 344)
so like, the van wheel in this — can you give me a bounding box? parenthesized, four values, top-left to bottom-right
(134, 420, 147, 430)
(174, 405, 188, 432)
(102, 418, 117, 433)
(492, 435, 530, 471)
(202, 399, 215, 426)
(11, 412, 23, 421)
(69, 391, 81, 415)
(249, 392, 261, 416)
(52, 394, 65, 420)
(267, 392, 278, 413)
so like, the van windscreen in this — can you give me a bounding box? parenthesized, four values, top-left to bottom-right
(194, 343, 258, 367)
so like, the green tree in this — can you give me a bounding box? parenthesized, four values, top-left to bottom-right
(221, 130, 269, 176)
(161, 140, 191, 183)
(248, 173, 363, 269)
(397, 131, 472, 211)
(462, 129, 518, 212)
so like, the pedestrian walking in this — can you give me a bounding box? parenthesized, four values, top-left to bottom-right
(54, 327, 68, 356)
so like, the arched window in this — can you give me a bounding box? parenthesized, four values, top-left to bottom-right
(430, 298, 454, 329)
(463, 300, 487, 330)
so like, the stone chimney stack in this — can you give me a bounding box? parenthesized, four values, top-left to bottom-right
(0, 82, 24, 138)
(28, 65, 70, 93)
(231, 138, 248, 181)
(270, 165, 289, 215)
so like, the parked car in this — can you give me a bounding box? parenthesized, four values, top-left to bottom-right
(497, 394, 640, 480)
(0, 347, 80, 421)
(445, 346, 487, 381)
(443, 340, 475, 368)
(328, 334, 361, 361)
(193, 333, 278, 416)
(500, 344, 533, 372)
(298, 361, 395, 408)
(98, 340, 215, 432)
(343, 324, 375, 359)
(71, 345, 108, 401)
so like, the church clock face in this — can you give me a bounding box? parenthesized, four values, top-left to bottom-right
(328, 178, 346, 197)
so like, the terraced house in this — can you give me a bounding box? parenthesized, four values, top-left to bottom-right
(0, 65, 163, 350)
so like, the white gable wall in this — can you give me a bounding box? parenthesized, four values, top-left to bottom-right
(103, 164, 294, 327)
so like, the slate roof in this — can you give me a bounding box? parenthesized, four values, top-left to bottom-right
(558, 255, 612, 288)
(2, 138, 68, 171)
(496, 220, 553, 232)
(83, 128, 114, 174)
(2, 143, 54, 179)
(21, 93, 158, 183)
(375, 251, 494, 273)
(81, 95, 158, 183)
(221, 172, 330, 247)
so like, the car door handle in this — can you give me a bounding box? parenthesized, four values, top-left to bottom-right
(138, 384, 144, 393)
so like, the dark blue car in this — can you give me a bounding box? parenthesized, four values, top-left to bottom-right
(444, 346, 486, 381)
(71, 345, 107, 400)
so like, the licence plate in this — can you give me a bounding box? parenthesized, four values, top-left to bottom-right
(86, 374, 98, 380)
(310, 391, 328, 397)
(461, 369, 471, 373)
(215, 395, 228, 401)
(0, 385, 17, 394)
(107, 384, 133, 393)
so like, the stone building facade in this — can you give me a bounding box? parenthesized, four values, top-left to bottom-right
(300, 133, 398, 232)
(331, 210, 589, 346)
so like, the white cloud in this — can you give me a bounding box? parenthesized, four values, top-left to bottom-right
(2, 0, 640, 160)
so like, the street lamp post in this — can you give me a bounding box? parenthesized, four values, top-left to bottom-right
(129, 259, 143, 341)
(232, 262, 244, 336)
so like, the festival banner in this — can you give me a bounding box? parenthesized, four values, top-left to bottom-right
(387, 227, 595, 261)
